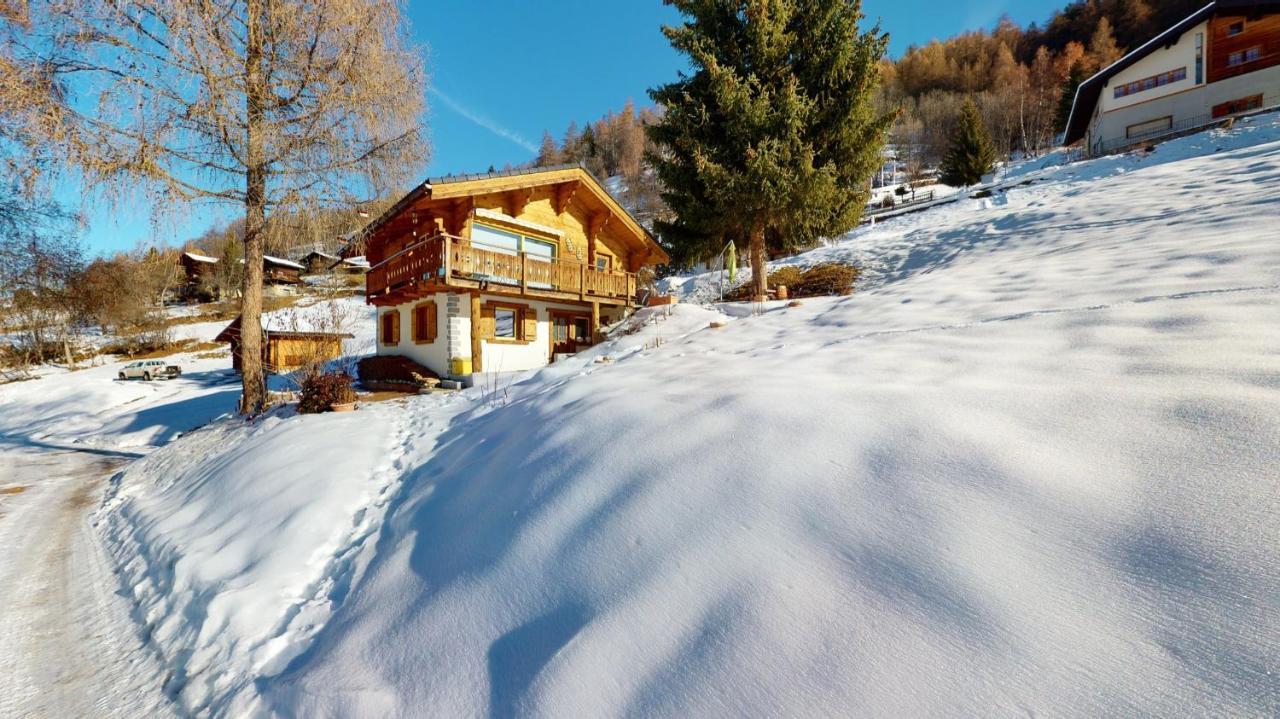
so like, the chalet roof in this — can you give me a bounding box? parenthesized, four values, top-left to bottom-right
(301, 250, 340, 261)
(214, 315, 354, 343)
(1065, 1, 1280, 145)
(183, 251, 219, 264)
(263, 255, 305, 270)
(359, 164, 670, 265)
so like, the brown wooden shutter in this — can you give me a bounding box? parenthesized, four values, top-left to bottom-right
(381, 312, 396, 346)
(385, 310, 400, 345)
(426, 301, 438, 342)
(479, 304, 496, 340)
(521, 307, 538, 343)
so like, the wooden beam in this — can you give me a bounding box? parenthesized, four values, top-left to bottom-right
(590, 302, 601, 344)
(586, 212, 611, 267)
(470, 292, 482, 373)
(553, 181, 580, 215)
(504, 188, 533, 218)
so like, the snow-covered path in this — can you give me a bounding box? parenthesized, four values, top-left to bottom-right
(0, 448, 174, 718)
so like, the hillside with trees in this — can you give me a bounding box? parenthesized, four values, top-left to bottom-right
(883, 0, 1206, 166)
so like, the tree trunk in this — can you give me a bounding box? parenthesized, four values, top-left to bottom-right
(239, 0, 267, 414)
(749, 221, 767, 302)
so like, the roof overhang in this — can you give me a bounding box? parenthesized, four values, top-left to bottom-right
(1064, 1, 1280, 145)
(358, 164, 670, 266)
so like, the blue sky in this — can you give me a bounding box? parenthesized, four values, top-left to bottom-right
(77, 0, 1063, 256)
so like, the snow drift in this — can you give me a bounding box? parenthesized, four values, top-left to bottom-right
(104, 116, 1280, 716)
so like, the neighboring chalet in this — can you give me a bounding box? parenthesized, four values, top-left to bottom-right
(215, 316, 352, 374)
(178, 251, 220, 301)
(361, 165, 669, 380)
(299, 250, 370, 275)
(1067, 0, 1280, 155)
(262, 255, 304, 286)
(300, 250, 341, 274)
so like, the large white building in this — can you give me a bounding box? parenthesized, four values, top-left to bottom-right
(1066, 1, 1280, 155)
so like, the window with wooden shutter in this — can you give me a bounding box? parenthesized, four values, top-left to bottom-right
(413, 301, 437, 344)
(381, 310, 400, 346)
(480, 300, 536, 343)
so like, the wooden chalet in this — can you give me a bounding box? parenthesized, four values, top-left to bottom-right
(360, 164, 669, 379)
(178, 251, 219, 301)
(215, 316, 352, 374)
(262, 255, 305, 285)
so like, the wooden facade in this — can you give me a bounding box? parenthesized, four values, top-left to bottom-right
(1208, 12, 1280, 83)
(263, 256, 304, 285)
(215, 316, 351, 374)
(362, 165, 668, 378)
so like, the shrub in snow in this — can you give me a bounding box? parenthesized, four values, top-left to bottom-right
(298, 371, 355, 413)
(793, 263, 858, 297)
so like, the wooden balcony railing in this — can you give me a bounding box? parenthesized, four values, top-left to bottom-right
(367, 233, 638, 304)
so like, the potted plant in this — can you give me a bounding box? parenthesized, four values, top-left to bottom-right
(299, 371, 358, 414)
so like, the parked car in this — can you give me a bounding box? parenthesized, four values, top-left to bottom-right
(118, 359, 182, 381)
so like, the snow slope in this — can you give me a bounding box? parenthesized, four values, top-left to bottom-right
(108, 116, 1280, 716)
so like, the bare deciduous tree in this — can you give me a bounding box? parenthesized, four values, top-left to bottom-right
(32, 0, 428, 412)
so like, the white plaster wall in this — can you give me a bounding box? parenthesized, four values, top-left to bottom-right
(375, 296, 451, 377)
(479, 296, 592, 374)
(1100, 21, 1207, 114)
(1092, 63, 1280, 151)
(378, 292, 633, 377)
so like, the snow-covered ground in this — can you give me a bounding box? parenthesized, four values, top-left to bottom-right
(4, 116, 1280, 717)
(0, 295, 374, 717)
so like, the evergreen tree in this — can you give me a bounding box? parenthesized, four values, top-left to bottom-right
(1055, 60, 1088, 134)
(940, 99, 996, 186)
(648, 0, 895, 298)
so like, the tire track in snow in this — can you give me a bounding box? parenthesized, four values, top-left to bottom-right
(0, 450, 175, 718)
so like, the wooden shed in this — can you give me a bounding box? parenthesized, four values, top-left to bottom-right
(215, 316, 353, 374)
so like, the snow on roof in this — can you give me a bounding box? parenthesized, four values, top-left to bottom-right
(183, 252, 219, 264)
(263, 255, 305, 270)
(304, 251, 340, 261)
(341, 256, 370, 268)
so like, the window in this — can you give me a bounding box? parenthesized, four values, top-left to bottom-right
(1227, 21, 1245, 37)
(1126, 116, 1172, 139)
(1113, 68, 1187, 99)
(595, 255, 612, 271)
(412, 301, 437, 344)
(1195, 33, 1204, 84)
(471, 223, 558, 260)
(1213, 94, 1264, 119)
(481, 302, 537, 344)
(1228, 47, 1262, 67)
(381, 310, 400, 346)
(494, 308, 517, 339)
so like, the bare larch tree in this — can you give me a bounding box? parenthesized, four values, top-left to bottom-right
(31, 0, 427, 411)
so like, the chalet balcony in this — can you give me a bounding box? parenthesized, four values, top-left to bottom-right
(366, 233, 639, 306)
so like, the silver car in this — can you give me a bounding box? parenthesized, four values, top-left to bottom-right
(118, 359, 182, 381)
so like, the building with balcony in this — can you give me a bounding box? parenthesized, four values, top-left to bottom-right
(1066, 1, 1280, 156)
(360, 165, 669, 380)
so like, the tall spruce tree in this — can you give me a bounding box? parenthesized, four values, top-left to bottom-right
(648, 0, 895, 299)
(1055, 60, 1089, 134)
(940, 99, 996, 187)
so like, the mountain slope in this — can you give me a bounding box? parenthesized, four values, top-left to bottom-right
(252, 118, 1280, 716)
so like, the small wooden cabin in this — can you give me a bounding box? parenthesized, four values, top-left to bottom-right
(361, 164, 669, 381)
(263, 255, 304, 285)
(215, 316, 352, 374)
